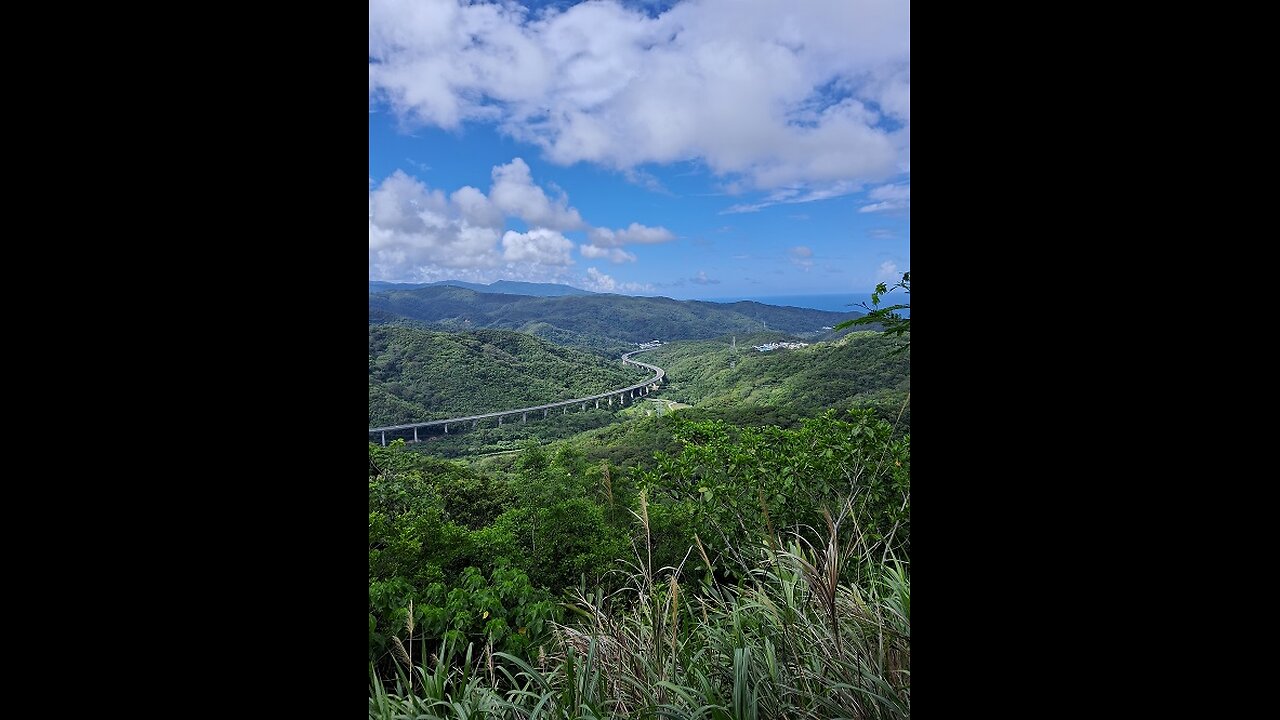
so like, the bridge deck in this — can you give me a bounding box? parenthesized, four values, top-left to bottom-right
(369, 348, 666, 434)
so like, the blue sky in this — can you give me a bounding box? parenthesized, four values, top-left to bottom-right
(369, 0, 909, 300)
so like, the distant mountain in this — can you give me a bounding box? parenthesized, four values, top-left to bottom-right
(369, 279, 594, 297)
(368, 281, 432, 293)
(369, 285, 864, 353)
(369, 325, 646, 427)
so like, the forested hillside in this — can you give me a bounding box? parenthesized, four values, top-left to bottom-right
(644, 330, 910, 422)
(369, 286, 862, 354)
(369, 325, 647, 427)
(368, 294, 911, 719)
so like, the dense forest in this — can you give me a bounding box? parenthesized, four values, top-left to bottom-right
(371, 406, 909, 718)
(369, 285, 864, 355)
(645, 330, 910, 426)
(370, 313, 911, 717)
(370, 325, 648, 427)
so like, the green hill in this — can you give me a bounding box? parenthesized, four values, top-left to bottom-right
(642, 330, 910, 420)
(368, 286, 863, 353)
(369, 325, 648, 427)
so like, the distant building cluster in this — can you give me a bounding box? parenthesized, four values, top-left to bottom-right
(754, 341, 809, 352)
(637, 340, 664, 349)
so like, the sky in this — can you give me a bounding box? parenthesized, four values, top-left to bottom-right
(369, 0, 909, 300)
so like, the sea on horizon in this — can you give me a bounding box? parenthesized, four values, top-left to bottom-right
(697, 293, 911, 318)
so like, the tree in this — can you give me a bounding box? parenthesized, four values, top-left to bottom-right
(836, 271, 909, 351)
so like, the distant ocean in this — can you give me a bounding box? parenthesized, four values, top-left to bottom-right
(697, 293, 911, 318)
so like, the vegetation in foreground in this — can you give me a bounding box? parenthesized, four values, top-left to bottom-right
(370, 405, 909, 719)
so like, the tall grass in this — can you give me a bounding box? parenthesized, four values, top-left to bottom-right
(370, 504, 910, 719)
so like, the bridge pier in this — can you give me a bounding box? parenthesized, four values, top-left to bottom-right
(609, 396, 613, 406)
(581, 402, 586, 411)
(381, 432, 386, 447)
(522, 412, 527, 423)
(444, 424, 448, 434)
(473, 420, 477, 429)
(498, 416, 503, 425)
(563, 406, 566, 414)
(595, 399, 599, 409)
(544, 409, 548, 418)
(413, 427, 418, 442)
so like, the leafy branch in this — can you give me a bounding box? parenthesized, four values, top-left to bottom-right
(835, 271, 910, 352)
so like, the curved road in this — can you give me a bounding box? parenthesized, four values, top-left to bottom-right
(369, 347, 666, 443)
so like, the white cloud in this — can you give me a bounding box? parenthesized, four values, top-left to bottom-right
(690, 270, 720, 285)
(723, 181, 862, 213)
(369, 170, 506, 275)
(370, 159, 669, 281)
(580, 244, 638, 263)
(789, 245, 814, 270)
(582, 267, 654, 293)
(501, 228, 575, 265)
(859, 182, 910, 213)
(369, 0, 909, 192)
(490, 158, 586, 230)
(587, 222, 676, 247)
(585, 267, 617, 291)
(877, 260, 899, 279)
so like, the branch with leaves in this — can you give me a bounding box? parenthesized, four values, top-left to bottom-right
(835, 271, 909, 352)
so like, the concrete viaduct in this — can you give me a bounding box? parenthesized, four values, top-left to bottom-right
(369, 347, 666, 446)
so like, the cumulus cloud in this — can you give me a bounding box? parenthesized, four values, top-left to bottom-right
(877, 260, 899, 279)
(369, 170, 507, 276)
(370, 158, 668, 281)
(583, 267, 654, 293)
(690, 270, 719, 285)
(859, 183, 910, 213)
(501, 228, 574, 265)
(587, 222, 676, 247)
(369, 0, 910, 192)
(490, 158, 586, 230)
(580, 244, 638, 263)
(580, 222, 673, 263)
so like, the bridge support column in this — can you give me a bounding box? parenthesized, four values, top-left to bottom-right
(444, 424, 448, 434)
(581, 402, 586, 411)
(544, 409, 548, 418)
(595, 399, 599, 409)
(563, 406, 566, 414)
(473, 420, 477, 429)
(609, 396, 613, 406)
(498, 416, 503, 425)
(522, 413, 527, 423)
(381, 432, 386, 447)
(413, 427, 418, 442)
